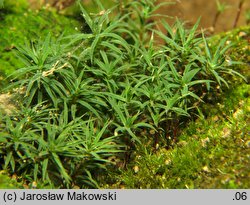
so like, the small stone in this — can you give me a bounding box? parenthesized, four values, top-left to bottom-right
(133, 166, 139, 173)
(32, 181, 37, 189)
(202, 166, 210, 172)
(155, 143, 159, 150)
(165, 159, 171, 166)
(238, 31, 247, 38)
(212, 115, 219, 122)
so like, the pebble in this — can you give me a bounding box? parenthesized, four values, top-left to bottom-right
(238, 31, 247, 38)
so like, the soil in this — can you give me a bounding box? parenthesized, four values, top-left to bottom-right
(157, 0, 250, 33)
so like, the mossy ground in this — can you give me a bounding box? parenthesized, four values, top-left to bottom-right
(0, 0, 80, 79)
(98, 27, 250, 189)
(100, 83, 249, 189)
(0, 0, 249, 189)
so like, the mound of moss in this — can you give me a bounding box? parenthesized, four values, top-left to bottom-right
(0, 0, 80, 78)
(0, 0, 249, 189)
(98, 26, 250, 189)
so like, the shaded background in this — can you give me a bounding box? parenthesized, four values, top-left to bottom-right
(157, 0, 250, 32)
(27, 0, 250, 33)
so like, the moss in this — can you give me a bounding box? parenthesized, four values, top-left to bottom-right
(0, 1, 80, 78)
(0, 0, 29, 13)
(0, 1, 249, 189)
(100, 86, 249, 188)
(0, 173, 22, 189)
(98, 26, 250, 189)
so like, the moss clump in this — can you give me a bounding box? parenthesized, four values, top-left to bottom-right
(0, 172, 22, 189)
(99, 83, 250, 189)
(0, 0, 80, 78)
(98, 26, 250, 189)
(0, 0, 249, 189)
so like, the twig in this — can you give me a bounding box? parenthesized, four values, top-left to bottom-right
(233, 0, 245, 28)
(42, 61, 68, 77)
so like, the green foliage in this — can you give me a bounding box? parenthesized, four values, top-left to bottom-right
(0, 173, 22, 188)
(0, 1, 79, 78)
(1, 0, 28, 12)
(215, 0, 230, 13)
(100, 83, 250, 188)
(201, 34, 246, 87)
(115, 142, 205, 189)
(0, 104, 120, 188)
(8, 34, 72, 107)
(1, 0, 247, 188)
(0, 0, 4, 8)
(245, 9, 250, 24)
